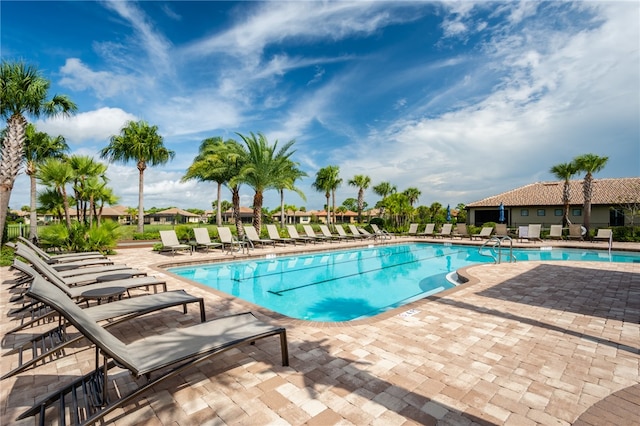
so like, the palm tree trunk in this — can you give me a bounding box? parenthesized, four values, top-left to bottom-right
(0, 114, 27, 244)
(216, 182, 222, 226)
(29, 172, 38, 240)
(61, 188, 72, 229)
(232, 187, 243, 238)
(280, 189, 285, 228)
(325, 194, 330, 224)
(583, 174, 593, 235)
(252, 192, 263, 234)
(137, 166, 145, 234)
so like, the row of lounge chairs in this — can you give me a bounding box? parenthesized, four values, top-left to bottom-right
(159, 224, 387, 255)
(3, 238, 289, 424)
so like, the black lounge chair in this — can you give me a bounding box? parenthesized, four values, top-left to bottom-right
(18, 275, 289, 425)
(2, 261, 205, 379)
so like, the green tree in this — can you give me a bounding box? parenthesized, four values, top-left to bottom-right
(37, 158, 74, 228)
(236, 132, 297, 234)
(550, 161, 579, 227)
(23, 123, 69, 239)
(341, 197, 358, 213)
(348, 174, 371, 223)
(183, 137, 230, 226)
(69, 155, 107, 225)
(373, 181, 396, 218)
(313, 166, 341, 225)
(273, 161, 307, 228)
(573, 153, 609, 235)
(100, 120, 174, 233)
(0, 61, 77, 243)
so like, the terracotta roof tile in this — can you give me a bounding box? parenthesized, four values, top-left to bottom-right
(466, 177, 640, 207)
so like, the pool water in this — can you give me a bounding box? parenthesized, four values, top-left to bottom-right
(169, 243, 640, 322)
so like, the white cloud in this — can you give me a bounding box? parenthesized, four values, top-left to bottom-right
(59, 58, 137, 99)
(35, 107, 138, 145)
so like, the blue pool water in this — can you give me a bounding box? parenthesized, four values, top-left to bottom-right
(169, 243, 640, 322)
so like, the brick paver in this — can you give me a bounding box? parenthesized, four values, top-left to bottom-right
(1, 237, 638, 425)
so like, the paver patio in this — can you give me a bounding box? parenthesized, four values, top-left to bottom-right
(1, 237, 638, 425)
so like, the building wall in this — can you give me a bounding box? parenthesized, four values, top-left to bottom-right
(469, 205, 619, 228)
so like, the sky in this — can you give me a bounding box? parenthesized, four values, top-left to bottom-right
(2, 0, 639, 213)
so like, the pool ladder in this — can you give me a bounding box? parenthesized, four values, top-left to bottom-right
(479, 236, 517, 264)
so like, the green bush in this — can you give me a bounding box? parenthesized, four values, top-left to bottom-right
(38, 221, 119, 253)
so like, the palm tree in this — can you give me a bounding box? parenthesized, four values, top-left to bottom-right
(100, 120, 174, 234)
(573, 153, 609, 235)
(23, 124, 69, 240)
(183, 137, 229, 226)
(273, 161, 307, 227)
(236, 132, 297, 234)
(219, 140, 249, 236)
(37, 158, 74, 228)
(313, 166, 341, 225)
(373, 181, 396, 218)
(403, 187, 421, 208)
(348, 174, 371, 223)
(0, 61, 77, 243)
(69, 155, 107, 224)
(550, 162, 579, 227)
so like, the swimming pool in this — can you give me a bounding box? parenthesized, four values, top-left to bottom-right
(169, 243, 640, 322)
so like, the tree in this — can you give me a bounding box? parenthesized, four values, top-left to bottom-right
(373, 181, 396, 217)
(100, 120, 174, 234)
(573, 153, 608, 235)
(23, 123, 69, 239)
(403, 187, 421, 207)
(69, 155, 107, 225)
(273, 161, 307, 228)
(183, 137, 229, 226)
(236, 132, 297, 234)
(550, 162, 579, 227)
(341, 197, 358, 213)
(37, 158, 74, 228)
(348, 174, 371, 223)
(313, 166, 341, 225)
(0, 61, 77, 243)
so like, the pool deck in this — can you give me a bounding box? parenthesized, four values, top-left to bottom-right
(1, 236, 639, 425)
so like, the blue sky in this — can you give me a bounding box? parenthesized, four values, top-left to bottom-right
(3, 1, 639, 212)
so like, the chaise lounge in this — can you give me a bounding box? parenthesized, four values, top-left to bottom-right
(18, 275, 289, 425)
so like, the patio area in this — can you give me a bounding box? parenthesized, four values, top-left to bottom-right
(1, 236, 639, 425)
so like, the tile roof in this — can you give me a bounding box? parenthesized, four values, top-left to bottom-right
(466, 177, 640, 207)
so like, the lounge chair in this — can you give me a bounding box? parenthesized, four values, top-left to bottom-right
(472, 227, 493, 240)
(18, 275, 288, 425)
(286, 225, 315, 244)
(16, 243, 151, 286)
(357, 227, 378, 240)
(17, 236, 107, 263)
(193, 228, 223, 252)
(418, 223, 435, 237)
(520, 224, 542, 242)
(593, 228, 613, 242)
(159, 230, 192, 256)
(405, 223, 419, 237)
(303, 225, 330, 242)
(370, 224, 392, 239)
(347, 224, 371, 239)
(244, 226, 276, 247)
(495, 223, 508, 237)
(547, 225, 564, 240)
(335, 225, 359, 239)
(452, 224, 470, 239)
(15, 244, 167, 298)
(568, 224, 585, 241)
(3, 262, 205, 379)
(434, 223, 453, 238)
(218, 226, 249, 253)
(266, 224, 296, 245)
(319, 224, 346, 241)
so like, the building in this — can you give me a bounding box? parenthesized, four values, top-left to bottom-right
(466, 177, 639, 228)
(146, 207, 201, 225)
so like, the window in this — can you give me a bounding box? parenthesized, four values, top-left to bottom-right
(521, 209, 529, 216)
(554, 209, 563, 216)
(537, 209, 546, 216)
(572, 208, 582, 217)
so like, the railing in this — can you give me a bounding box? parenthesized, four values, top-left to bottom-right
(479, 236, 516, 264)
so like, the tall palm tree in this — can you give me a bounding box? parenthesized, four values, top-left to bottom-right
(0, 60, 77, 243)
(236, 132, 297, 234)
(403, 187, 421, 208)
(550, 162, 579, 227)
(573, 153, 609, 235)
(183, 137, 225, 226)
(23, 123, 69, 240)
(219, 140, 249, 236)
(100, 120, 174, 234)
(273, 161, 307, 227)
(348, 174, 371, 223)
(37, 158, 74, 228)
(373, 181, 396, 218)
(313, 166, 340, 225)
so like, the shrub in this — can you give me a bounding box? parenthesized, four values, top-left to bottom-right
(38, 221, 119, 253)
